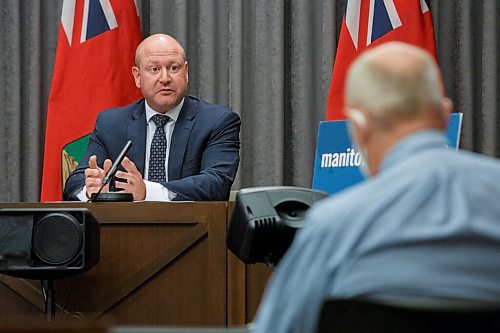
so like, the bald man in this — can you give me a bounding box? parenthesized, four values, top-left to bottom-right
(63, 34, 240, 201)
(253, 42, 500, 333)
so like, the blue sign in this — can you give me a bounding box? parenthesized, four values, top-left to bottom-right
(312, 113, 463, 196)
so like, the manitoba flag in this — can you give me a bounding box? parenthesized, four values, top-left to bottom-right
(41, 0, 142, 201)
(326, 0, 437, 120)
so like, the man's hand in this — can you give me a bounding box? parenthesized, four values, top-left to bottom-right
(85, 155, 112, 199)
(114, 157, 147, 201)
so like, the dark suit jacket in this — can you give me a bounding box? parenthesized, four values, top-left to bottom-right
(63, 96, 241, 201)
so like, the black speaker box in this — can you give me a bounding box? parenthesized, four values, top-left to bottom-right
(227, 186, 328, 266)
(0, 208, 100, 279)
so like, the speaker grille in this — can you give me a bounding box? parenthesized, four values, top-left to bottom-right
(33, 213, 83, 265)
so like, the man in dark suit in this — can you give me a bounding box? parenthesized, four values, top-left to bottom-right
(63, 34, 240, 201)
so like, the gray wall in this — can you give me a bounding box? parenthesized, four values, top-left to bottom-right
(0, 0, 499, 201)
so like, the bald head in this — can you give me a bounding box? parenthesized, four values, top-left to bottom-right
(135, 34, 186, 67)
(346, 42, 444, 129)
(344, 42, 452, 177)
(132, 33, 189, 113)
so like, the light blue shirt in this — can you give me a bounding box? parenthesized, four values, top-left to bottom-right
(253, 130, 500, 333)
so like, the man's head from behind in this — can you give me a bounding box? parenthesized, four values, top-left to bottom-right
(345, 42, 453, 177)
(132, 34, 189, 114)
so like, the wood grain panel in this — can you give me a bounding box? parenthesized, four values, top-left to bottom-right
(0, 202, 271, 327)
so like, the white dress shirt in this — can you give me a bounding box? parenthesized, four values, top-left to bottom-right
(143, 98, 183, 200)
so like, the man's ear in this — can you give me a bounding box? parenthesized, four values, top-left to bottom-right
(132, 66, 141, 89)
(347, 108, 369, 147)
(439, 97, 453, 130)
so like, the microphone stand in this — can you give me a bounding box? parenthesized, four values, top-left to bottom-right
(89, 140, 134, 202)
(90, 177, 133, 202)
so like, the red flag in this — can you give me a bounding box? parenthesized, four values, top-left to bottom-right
(326, 0, 437, 120)
(41, 0, 142, 201)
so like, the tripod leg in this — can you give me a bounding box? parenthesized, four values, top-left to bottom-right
(45, 279, 55, 321)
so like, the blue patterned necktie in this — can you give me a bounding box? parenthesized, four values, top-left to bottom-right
(148, 114, 170, 183)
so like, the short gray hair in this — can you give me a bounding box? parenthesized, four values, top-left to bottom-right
(345, 42, 443, 127)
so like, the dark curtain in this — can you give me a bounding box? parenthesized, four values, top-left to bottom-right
(0, 0, 498, 201)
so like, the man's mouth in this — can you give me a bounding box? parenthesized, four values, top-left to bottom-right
(158, 88, 174, 94)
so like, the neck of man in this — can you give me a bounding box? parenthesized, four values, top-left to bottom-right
(366, 114, 446, 176)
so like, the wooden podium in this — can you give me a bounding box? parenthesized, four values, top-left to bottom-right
(0, 202, 271, 326)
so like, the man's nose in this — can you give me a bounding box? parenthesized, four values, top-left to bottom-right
(159, 68, 171, 83)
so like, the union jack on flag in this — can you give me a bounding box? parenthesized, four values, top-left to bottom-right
(61, 0, 127, 45)
(326, 0, 437, 120)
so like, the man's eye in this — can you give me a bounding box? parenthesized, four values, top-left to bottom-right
(169, 65, 180, 73)
(149, 67, 159, 73)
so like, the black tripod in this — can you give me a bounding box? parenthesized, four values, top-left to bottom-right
(41, 279, 56, 321)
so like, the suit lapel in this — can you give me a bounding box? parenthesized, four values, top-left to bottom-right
(127, 100, 147, 177)
(168, 97, 197, 181)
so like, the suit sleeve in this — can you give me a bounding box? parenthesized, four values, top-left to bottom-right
(163, 110, 241, 201)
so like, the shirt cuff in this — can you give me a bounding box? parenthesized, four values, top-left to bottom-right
(144, 180, 176, 201)
(76, 186, 89, 202)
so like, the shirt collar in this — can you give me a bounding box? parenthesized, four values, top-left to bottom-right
(145, 97, 184, 123)
(380, 130, 450, 173)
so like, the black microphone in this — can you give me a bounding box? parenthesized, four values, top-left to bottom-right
(102, 140, 133, 187)
(89, 140, 133, 202)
